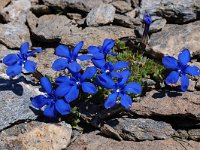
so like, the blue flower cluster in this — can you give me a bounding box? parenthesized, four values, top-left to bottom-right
(30, 39, 142, 118)
(162, 49, 200, 91)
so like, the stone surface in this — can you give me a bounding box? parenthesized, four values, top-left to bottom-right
(43, 0, 104, 12)
(114, 14, 141, 28)
(126, 9, 137, 19)
(148, 21, 200, 58)
(149, 19, 167, 33)
(68, 131, 200, 150)
(0, 73, 41, 131)
(31, 4, 52, 16)
(130, 90, 200, 120)
(188, 80, 196, 92)
(86, 4, 116, 26)
(61, 26, 136, 48)
(0, 121, 72, 150)
(196, 78, 200, 90)
(0, 0, 10, 10)
(0, 22, 31, 49)
(140, 0, 200, 23)
(102, 118, 175, 141)
(112, 1, 133, 13)
(27, 13, 80, 42)
(0, 0, 31, 23)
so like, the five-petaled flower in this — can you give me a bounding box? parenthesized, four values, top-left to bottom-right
(32, 77, 71, 118)
(55, 66, 97, 103)
(88, 39, 116, 68)
(99, 61, 129, 78)
(96, 70, 142, 109)
(162, 49, 200, 91)
(3, 42, 42, 77)
(52, 41, 91, 73)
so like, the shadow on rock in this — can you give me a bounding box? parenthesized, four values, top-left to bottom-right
(152, 90, 182, 99)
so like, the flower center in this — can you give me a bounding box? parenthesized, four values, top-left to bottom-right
(76, 81, 80, 85)
(105, 69, 110, 73)
(116, 89, 120, 93)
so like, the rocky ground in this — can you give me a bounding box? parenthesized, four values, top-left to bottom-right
(0, 0, 200, 150)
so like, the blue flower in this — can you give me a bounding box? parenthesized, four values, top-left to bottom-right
(32, 77, 71, 118)
(55, 66, 97, 103)
(52, 41, 91, 73)
(100, 61, 129, 78)
(88, 39, 116, 68)
(96, 70, 142, 109)
(162, 49, 200, 91)
(3, 42, 42, 77)
(143, 14, 152, 26)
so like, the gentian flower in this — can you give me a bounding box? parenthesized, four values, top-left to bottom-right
(55, 66, 97, 102)
(32, 77, 71, 118)
(52, 41, 91, 73)
(88, 39, 116, 68)
(99, 61, 129, 78)
(96, 70, 142, 109)
(142, 14, 152, 44)
(162, 49, 200, 91)
(3, 42, 42, 77)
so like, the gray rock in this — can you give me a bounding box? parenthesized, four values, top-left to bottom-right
(31, 5, 52, 16)
(149, 19, 167, 33)
(0, 22, 31, 49)
(0, 0, 31, 23)
(68, 131, 200, 150)
(147, 21, 200, 58)
(0, 121, 72, 150)
(188, 80, 196, 92)
(43, 0, 104, 12)
(86, 4, 116, 26)
(188, 129, 200, 141)
(103, 118, 175, 141)
(112, 1, 133, 13)
(67, 13, 82, 22)
(114, 14, 141, 28)
(27, 13, 80, 42)
(0, 73, 41, 131)
(0, 0, 10, 10)
(140, 0, 200, 23)
(126, 9, 137, 19)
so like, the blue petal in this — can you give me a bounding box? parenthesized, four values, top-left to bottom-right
(95, 74, 115, 89)
(68, 61, 81, 73)
(118, 70, 130, 86)
(125, 82, 142, 94)
(20, 42, 29, 55)
(40, 77, 52, 94)
(3, 54, 19, 66)
(77, 54, 92, 61)
(88, 46, 100, 54)
(43, 103, 56, 118)
(180, 74, 189, 92)
(162, 56, 178, 69)
(92, 59, 106, 68)
(165, 71, 179, 85)
(28, 48, 43, 57)
(55, 45, 70, 58)
(178, 49, 190, 66)
(104, 92, 118, 109)
(55, 99, 71, 115)
(81, 66, 97, 80)
(64, 85, 79, 103)
(73, 41, 83, 58)
(52, 58, 68, 71)
(82, 82, 97, 94)
(55, 76, 70, 85)
(103, 39, 115, 52)
(120, 94, 132, 109)
(24, 60, 37, 73)
(110, 71, 122, 78)
(55, 83, 71, 97)
(108, 52, 117, 56)
(93, 53, 105, 59)
(113, 61, 129, 70)
(31, 95, 49, 109)
(6, 64, 22, 77)
(143, 14, 152, 25)
(184, 66, 200, 76)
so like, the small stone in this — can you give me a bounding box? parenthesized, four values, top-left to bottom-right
(112, 1, 133, 13)
(0, 121, 72, 150)
(188, 129, 200, 141)
(67, 13, 82, 22)
(126, 9, 137, 19)
(150, 19, 167, 33)
(86, 4, 116, 26)
(0, 0, 31, 23)
(188, 80, 196, 92)
(31, 5, 52, 16)
(176, 130, 189, 139)
(0, 22, 31, 49)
